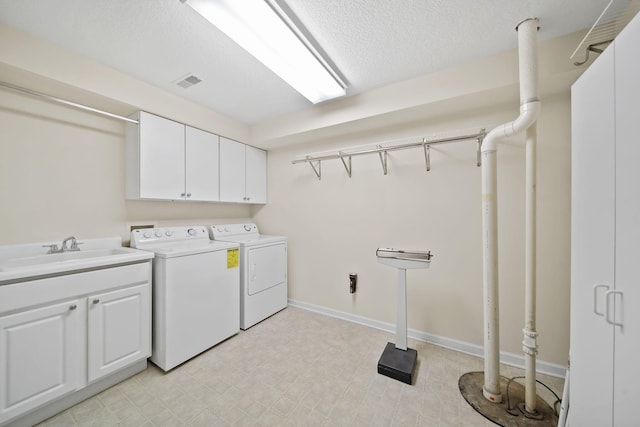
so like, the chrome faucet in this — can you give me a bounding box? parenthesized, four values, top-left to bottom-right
(61, 236, 80, 252)
(42, 236, 82, 254)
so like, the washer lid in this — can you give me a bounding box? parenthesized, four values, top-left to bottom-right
(139, 240, 239, 258)
(215, 234, 287, 246)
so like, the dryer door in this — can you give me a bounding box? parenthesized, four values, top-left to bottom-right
(246, 243, 287, 295)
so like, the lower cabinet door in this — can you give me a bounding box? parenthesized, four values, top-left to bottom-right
(0, 299, 82, 424)
(87, 284, 151, 383)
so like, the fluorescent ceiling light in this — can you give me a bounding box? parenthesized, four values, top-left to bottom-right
(183, 0, 346, 103)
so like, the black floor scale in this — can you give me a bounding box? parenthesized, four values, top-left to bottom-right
(375, 248, 433, 385)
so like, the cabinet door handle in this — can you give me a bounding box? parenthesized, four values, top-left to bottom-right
(93, 299, 100, 304)
(69, 304, 77, 310)
(605, 290, 623, 327)
(186, 193, 191, 197)
(593, 283, 609, 316)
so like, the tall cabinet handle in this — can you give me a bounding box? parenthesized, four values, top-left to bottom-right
(593, 283, 609, 316)
(605, 290, 623, 327)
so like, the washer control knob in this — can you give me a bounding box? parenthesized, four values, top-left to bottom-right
(244, 225, 252, 232)
(224, 227, 229, 232)
(165, 230, 173, 237)
(187, 228, 197, 236)
(143, 232, 151, 238)
(154, 230, 163, 238)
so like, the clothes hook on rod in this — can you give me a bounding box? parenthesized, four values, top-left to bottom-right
(339, 151, 352, 178)
(378, 146, 388, 175)
(423, 140, 431, 172)
(308, 159, 321, 180)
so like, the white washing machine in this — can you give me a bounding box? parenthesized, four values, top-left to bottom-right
(130, 226, 240, 371)
(209, 224, 287, 330)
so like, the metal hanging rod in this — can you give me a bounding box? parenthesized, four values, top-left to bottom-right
(292, 129, 486, 180)
(0, 80, 139, 124)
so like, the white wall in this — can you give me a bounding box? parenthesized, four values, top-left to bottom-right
(0, 87, 251, 244)
(253, 93, 571, 367)
(0, 23, 254, 244)
(1, 21, 573, 370)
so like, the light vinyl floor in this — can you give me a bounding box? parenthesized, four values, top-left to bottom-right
(38, 306, 564, 427)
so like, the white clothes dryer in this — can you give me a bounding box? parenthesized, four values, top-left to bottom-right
(130, 226, 240, 371)
(209, 224, 287, 330)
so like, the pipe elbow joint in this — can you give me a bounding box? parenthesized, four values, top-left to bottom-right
(480, 100, 540, 154)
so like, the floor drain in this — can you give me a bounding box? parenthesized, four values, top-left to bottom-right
(459, 372, 558, 427)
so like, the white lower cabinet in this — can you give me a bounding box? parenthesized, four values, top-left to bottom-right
(0, 300, 82, 424)
(0, 263, 151, 425)
(87, 284, 151, 383)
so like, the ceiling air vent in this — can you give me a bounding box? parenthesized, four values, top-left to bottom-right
(175, 74, 202, 88)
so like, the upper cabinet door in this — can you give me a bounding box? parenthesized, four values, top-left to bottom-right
(185, 126, 219, 202)
(246, 145, 267, 204)
(219, 137, 246, 203)
(138, 112, 185, 200)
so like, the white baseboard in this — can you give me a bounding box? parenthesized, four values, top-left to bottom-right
(288, 299, 567, 378)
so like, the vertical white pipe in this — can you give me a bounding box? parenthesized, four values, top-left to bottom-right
(396, 268, 408, 351)
(479, 18, 539, 404)
(523, 123, 539, 412)
(520, 15, 540, 413)
(481, 150, 502, 402)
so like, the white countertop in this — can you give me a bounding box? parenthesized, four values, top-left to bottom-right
(0, 237, 153, 285)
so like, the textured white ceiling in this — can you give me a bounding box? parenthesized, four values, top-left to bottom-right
(0, 0, 610, 125)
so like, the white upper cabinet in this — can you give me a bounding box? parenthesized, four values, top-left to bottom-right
(246, 145, 267, 203)
(185, 126, 219, 202)
(125, 111, 220, 202)
(219, 137, 247, 203)
(220, 137, 267, 204)
(126, 111, 185, 200)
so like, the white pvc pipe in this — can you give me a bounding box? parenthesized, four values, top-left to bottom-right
(523, 123, 539, 412)
(481, 150, 501, 402)
(480, 18, 540, 404)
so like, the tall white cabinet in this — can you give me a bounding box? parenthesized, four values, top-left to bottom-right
(570, 11, 640, 426)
